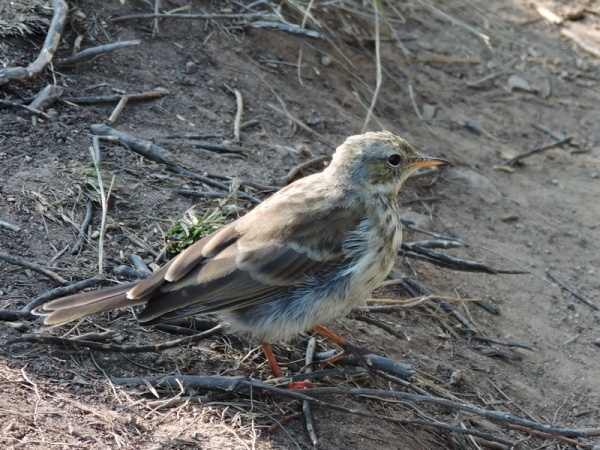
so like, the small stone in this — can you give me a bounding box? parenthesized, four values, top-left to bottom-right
(185, 61, 197, 74)
(320, 55, 332, 66)
(7, 322, 26, 331)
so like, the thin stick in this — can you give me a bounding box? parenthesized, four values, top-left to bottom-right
(547, 271, 599, 310)
(108, 96, 128, 123)
(0, 252, 67, 285)
(303, 337, 318, 446)
(472, 335, 534, 351)
(29, 84, 65, 112)
(7, 325, 225, 352)
(112, 376, 592, 444)
(278, 156, 331, 185)
(107, 13, 270, 23)
(22, 275, 106, 313)
(64, 88, 169, 105)
(0, 219, 20, 232)
(89, 144, 115, 274)
(0, 310, 32, 321)
(233, 89, 243, 141)
(561, 28, 600, 59)
(0, 0, 68, 86)
(55, 40, 141, 66)
(510, 424, 592, 448)
(296, 0, 317, 87)
(361, 0, 382, 133)
(90, 124, 261, 204)
(503, 136, 571, 167)
(0, 100, 54, 121)
(268, 103, 336, 147)
(70, 199, 93, 255)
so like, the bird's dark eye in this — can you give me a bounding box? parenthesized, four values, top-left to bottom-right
(387, 154, 402, 166)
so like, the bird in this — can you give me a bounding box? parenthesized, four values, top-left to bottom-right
(36, 131, 449, 378)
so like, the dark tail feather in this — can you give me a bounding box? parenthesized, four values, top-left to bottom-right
(34, 282, 144, 327)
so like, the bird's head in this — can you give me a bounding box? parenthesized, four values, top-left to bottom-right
(328, 131, 450, 196)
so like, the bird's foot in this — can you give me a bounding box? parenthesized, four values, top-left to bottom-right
(323, 341, 380, 378)
(313, 325, 380, 378)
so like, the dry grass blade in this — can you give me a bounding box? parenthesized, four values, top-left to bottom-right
(89, 145, 115, 274)
(361, 0, 382, 133)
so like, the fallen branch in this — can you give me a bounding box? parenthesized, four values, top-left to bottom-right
(0, 0, 68, 86)
(64, 89, 169, 105)
(509, 424, 592, 448)
(278, 156, 331, 186)
(0, 252, 67, 285)
(400, 218, 460, 241)
(0, 310, 32, 321)
(503, 136, 571, 167)
(547, 271, 599, 311)
(107, 13, 271, 24)
(22, 274, 106, 313)
(268, 103, 336, 147)
(90, 124, 261, 204)
(111, 375, 594, 444)
(0, 100, 54, 120)
(55, 40, 141, 66)
(561, 28, 600, 59)
(192, 142, 249, 155)
(6, 325, 224, 352)
(400, 244, 527, 274)
(249, 21, 323, 38)
(0, 219, 20, 232)
(403, 277, 478, 334)
(29, 85, 65, 112)
(166, 188, 229, 199)
(70, 199, 93, 255)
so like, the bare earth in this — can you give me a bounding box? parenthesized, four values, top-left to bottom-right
(1, 0, 599, 449)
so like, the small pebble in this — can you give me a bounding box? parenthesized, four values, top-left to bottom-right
(320, 55, 332, 66)
(185, 61, 197, 74)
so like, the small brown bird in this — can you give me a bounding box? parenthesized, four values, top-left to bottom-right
(37, 131, 449, 377)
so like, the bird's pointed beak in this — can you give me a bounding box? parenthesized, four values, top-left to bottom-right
(408, 155, 451, 169)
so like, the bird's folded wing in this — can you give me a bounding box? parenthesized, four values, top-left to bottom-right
(137, 200, 365, 324)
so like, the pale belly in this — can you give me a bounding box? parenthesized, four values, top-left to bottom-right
(224, 222, 402, 343)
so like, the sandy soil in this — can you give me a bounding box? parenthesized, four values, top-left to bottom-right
(1, 0, 599, 449)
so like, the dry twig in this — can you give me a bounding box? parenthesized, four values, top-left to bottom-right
(0, 252, 67, 285)
(55, 40, 141, 66)
(547, 271, 599, 311)
(70, 199, 93, 255)
(0, 219, 20, 232)
(0, 0, 68, 86)
(90, 124, 261, 204)
(503, 136, 572, 167)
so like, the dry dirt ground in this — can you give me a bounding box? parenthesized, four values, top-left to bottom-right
(1, 0, 600, 449)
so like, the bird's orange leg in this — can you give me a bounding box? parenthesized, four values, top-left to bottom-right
(313, 325, 379, 375)
(261, 342, 283, 378)
(261, 342, 316, 389)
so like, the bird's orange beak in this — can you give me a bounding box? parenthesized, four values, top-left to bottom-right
(408, 156, 451, 169)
